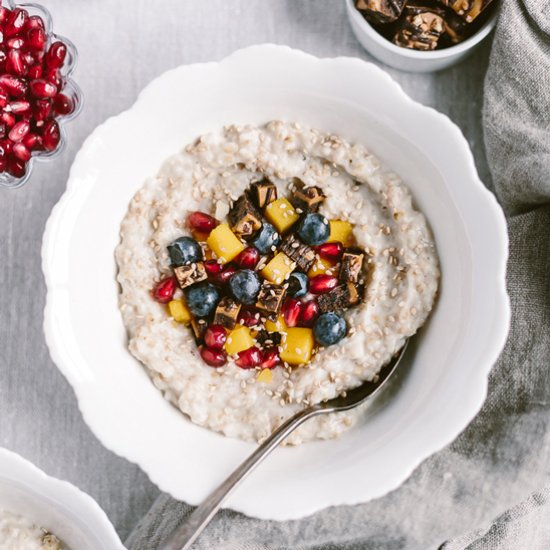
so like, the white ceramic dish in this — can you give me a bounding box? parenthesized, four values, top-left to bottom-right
(345, 0, 499, 72)
(42, 45, 509, 521)
(0, 447, 124, 549)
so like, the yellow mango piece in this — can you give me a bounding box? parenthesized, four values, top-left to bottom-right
(168, 299, 192, 325)
(328, 220, 354, 246)
(280, 328, 314, 366)
(225, 325, 255, 355)
(265, 315, 287, 333)
(308, 256, 337, 277)
(206, 224, 245, 264)
(257, 369, 273, 383)
(261, 252, 296, 285)
(265, 198, 299, 233)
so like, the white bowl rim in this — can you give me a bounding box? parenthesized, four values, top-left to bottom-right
(42, 44, 510, 521)
(345, 0, 499, 60)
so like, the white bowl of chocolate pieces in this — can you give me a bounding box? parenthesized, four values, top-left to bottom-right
(345, 0, 499, 72)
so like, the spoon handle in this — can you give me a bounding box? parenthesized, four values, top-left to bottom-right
(159, 406, 319, 550)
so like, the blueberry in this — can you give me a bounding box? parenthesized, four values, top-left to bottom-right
(229, 269, 261, 305)
(167, 237, 203, 266)
(287, 272, 308, 298)
(185, 282, 220, 317)
(296, 213, 330, 246)
(251, 222, 280, 254)
(313, 312, 347, 346)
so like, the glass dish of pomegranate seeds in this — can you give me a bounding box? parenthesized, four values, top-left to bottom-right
(0, 0, 82, 189)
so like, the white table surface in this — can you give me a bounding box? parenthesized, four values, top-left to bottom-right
(0, 0, 493, 541)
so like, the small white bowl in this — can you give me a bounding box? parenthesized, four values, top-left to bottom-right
(0, 448, 125, 549)
(345, 0, 499, 72)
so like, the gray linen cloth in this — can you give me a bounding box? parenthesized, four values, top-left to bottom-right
(126, 0, 550, 548)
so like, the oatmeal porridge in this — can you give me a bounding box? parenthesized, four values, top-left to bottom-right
(0, 510, 64, 549)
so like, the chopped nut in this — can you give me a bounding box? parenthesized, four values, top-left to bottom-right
(393, 6, 446, 51)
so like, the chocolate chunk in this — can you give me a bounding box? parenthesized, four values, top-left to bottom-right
(256, 329, 282, 348)
(256, 283, 287, 317)
(318, 283, 361, 313)
(213, 296, 241, 330)
(280, 234, 316, 273)
(407, 1, 468, 45)
(289, 178, 325, 213)
(339, 250, 365, 284)
(438, 0, 493, 22)
(191, 318, 208, 343)
(173, 262, 207, 289)
(393, 5, 446, 51)
(228, 194, 262, 237)
(250, 179, 278, 209)
(355, 0, 406, 23)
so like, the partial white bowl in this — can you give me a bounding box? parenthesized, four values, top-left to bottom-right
(42, 45, 509, 520)
(0, 448, 124, 549)
(345, 0, 499, 72)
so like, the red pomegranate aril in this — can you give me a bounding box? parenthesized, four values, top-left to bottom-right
(8, 120, 29, 142)
(0, 85, 8, 108)
(44, 67, 62, 88)
(1, 112, 14, 128)
(238, 308, 261, 327)
(27, 64, 42, 79)
(0, 157, 6, 172)
(0, 123, 5, 139)
(30, 78, 57, 98)
(0, 74, 27, 97)
(6, 49, 27, 76)
(204, 324, 227, 350)
(283, 298, 302, 328)
(309, 275, 338, 294)
(0, 7, 10, 25)
(236, 247, 260, 269)
(44, 41, 67, 69)
(299, 300, 319, 327)
(32, 98, 51, 122)
(200, 346, 227, 367)
(314, 242, 343, 262)
(216, 264, 237, 285)
(26, 15, 45, 30)
(236, 346, 263, 369)
(8, 100, 30, 114)
(5, 8, 28, 37)
(0, 139, 12, 157)
(7, 38, 24, 49)
(22, 132, 42, 151)
(53, 93, 74, 115)
(26, 27, 46, 50)
(12, 142, 30, 162)
(41, 119, 60, 151)
(204, 259, 223, 277)
(7, 156, 26, 178)
(187, 211, 218, 233)
(260, 348, 281, 370)
(152, 276, 177, 304)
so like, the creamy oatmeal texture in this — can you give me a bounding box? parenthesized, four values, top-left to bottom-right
(116, 121, 439, 445)
(0, 510, 63, 549)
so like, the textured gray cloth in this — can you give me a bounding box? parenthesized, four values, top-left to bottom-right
(126, 1, 550, 549)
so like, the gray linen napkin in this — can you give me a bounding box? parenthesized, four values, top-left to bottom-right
(126, 0, 550, 548)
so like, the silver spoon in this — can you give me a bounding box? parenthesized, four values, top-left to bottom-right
(160, 340, 409, 550)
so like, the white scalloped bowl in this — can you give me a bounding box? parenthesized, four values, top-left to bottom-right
(42, 45, 509, 520)
(0, 448, 124, 549)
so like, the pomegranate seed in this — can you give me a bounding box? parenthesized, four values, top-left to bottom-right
(204, 324, 227, 350)
(44, 67, 63, 88)
(26, 27, 45, 50)
(260, 348, 281, 370)
(283, 298, 302, 328)
(44, 41, 67, 69)
(53, 93, 74, 115)
(0, 139, 12, 157)
(0, 157, 6, 172)
(0, 85, 8, 108)
(236, 346, 263, 369)
(0, 8, 10, 25)
(27, 64, 42, 79)
(26, 15, 45, 30)
(309, 275, 338, 294)
(8, 120, 29, 142)
(7, 156, 26, 178)
(8, 100, 30, 114)
(204, 259, 223, 277)
(216, 264, 237, 285)
(1, 112, 14, 127)
(314, 242, 343, 262)
(12, 142, 30, 162)
(200, 346, 227, 367)
(7, 38, 24, 49)
(22, 132, 42, 150)
(152, 276, 177, 304)
(236, 247, 260, 269)
(41, 119, 60, 151)
(30, 78, 57, 98)
(238, 308, 261, 327)
(6, 49, 27, 76)
(299, 300, 319, 327)
(187, 211, 218, 233)
(0, 74, 27, 97)
(32, 98, 51, 122)
(4, 8, 28, 38)
(0, 123, 5, 139)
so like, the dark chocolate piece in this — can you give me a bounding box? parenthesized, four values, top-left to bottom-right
(392, 5, 446, 51)
(438, 0, 493, 22)
(256, 283, 287, 317)
(256, 329, 282, 348)
(355, 0, 406, 23)
(191, 318, 208, 343)
(213, 296, 241, 330)
(407, 1, 468, 45)
(339, 250, 365, 284)
(173, 262, 207, 289)
(318, 283, 361, 313)
(228, 194, 262, 237)
(289, 178, 325, 213)
(250, 179, 278, 209)
(280, 234, 316, 273)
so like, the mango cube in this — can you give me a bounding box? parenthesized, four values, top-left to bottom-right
(207, 224, 245, 264)
(168, 299, 192, 324)
(328, 220, 354, 246)
(265, 198, 299, 233)
(308, 256, 337, 277)
(225, 325, 255, 355)
(257, 369, 273, 383)
(280, 328, 314, 366)
(265, 315, 287, 333)
(261, 252, 296, 285)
